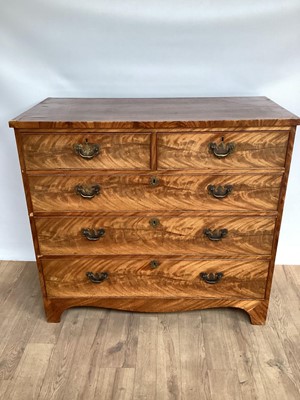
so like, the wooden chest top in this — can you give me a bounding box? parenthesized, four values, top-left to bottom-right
(9, 97, 300, 129)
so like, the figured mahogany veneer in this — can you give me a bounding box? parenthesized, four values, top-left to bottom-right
(158, 131, 289, 169)
(35, 215, 276, 256)
(22, 133, 151, 170)
(10, 97, 299, 324)
(43, 258, 269, 300)
(28, 173, 282, 212)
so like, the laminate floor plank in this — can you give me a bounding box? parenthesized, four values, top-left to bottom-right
(0, 305, 40, 381)
(251, 324, 300, 400)
(2, 343, 53, 400)
(0, 261, 24, 303)
(62, 313, 109, 400)
(120, 313, 140, 369)
(133, 314, 158, 400)
(178, 312, 210, 400)
(1, 261, 300, 400)
(99, 311, 140, 369)
(65, 311, 112, 400)
(84, 306, 109, 320)
(208, 370, 243, 400)
(288, 265, 300, 284)
(267, 268, 300, 399)
(92, 368, 117, 400)
(0, 264, 41, 380)
(28, 316, 63, 345)
(201, 308, 239, 370)
(36, 309, 86, 400)
(0, 380, 9, 400)
(156, 313, 181, 400)
(239, 274, 300, 400)
(233, 316, 267, 400)
(111, 368, 135, 400)
(242, 308, 299, 398)
(0, 262, 39, 342)
(202, 309, 255, 399)
(275, 265, 300, 328)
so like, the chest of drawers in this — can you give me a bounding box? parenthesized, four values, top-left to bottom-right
(9, 97, 299, 324)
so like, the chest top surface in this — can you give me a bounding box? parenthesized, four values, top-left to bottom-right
(9, 97, 299, 130)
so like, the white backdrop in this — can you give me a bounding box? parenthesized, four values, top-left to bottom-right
(0, 0, 299, 263)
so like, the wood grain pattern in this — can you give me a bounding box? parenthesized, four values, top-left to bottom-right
(17, 126, 293, 133)
(36, 309, 86, 399)
(9, 97, 300, 325)
(9, 97, 300, 129)
(22, 133, 150, 170)
(0, 263, 42, 381)
(177, 312, 209, 399)
(43, 258, 269, 299)
(25, 167, 286, 176)
(264, 127, 297, 300)
(35, 215, 276, 256)
(2, 343, 53, 400)
(158, 131, 289, 169)
(44, 296, 268, 324)
(28, 173, 283, 213)
(150, 131, 157, 170)
(14, 131, 48, 301)
(156, 313, 181, 399)
(208, 370, 243, 400)
(2, 261, 300, 400)
(30, 210, 279, 219)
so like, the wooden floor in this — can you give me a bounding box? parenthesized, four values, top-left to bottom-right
(0, 262, 299, 400)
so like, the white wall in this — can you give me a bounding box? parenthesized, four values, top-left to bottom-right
(0, 0, 299, 263)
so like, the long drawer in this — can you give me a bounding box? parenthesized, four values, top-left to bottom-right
(28, 173, 282, 212)
(43, 258, 269, 299)
(22, 133, 151, 170)
(35, 215, 276, 256)
(158, 131, 289, 169)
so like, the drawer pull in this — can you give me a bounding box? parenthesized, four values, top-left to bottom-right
(150, 176, 160, 186)
(150, 260, 160, 269)
(82, 228, 105, 241)
(75, 184, 100, 199)
(149, 218, 160, 228)
(204, 228, 228, 241)
(74, 139, 100, 159)
(200, 272, 223, 284)
(209, 141, 235, 158)
(208, 184, 233, 199)
(86, 271, 108, 284)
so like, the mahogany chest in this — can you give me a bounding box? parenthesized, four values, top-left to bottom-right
(9, 97, 299, 323)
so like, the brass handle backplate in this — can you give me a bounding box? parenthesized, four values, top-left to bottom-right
(75, 184, 100, 199)
(86, 271, 108, 284)
(209, 141, 235, 158)
(208, 184, 233, 199)
(204, 228, 228, 241)
(74, 139, 100, 159)
(200, 272, 223, 284)
(82, 228, 105, 241)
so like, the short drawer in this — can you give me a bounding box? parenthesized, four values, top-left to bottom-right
(29, 173, 282, 213)
(43, 257, 269, 299)
(22, 133, 150, 170)
(157, 131, 289, 169)
(35, 215, 275, 256)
